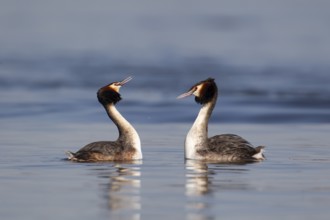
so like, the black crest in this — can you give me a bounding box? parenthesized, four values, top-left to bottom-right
(97, 86, 122, 105)
(194, 78, 217, 105)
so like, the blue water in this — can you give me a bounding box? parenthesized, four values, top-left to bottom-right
(1, 56, 330, 124)
(1, 1, 330, 219)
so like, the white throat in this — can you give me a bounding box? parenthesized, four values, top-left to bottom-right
(184, 99, 215, 159)
(106, 104, 142, 159)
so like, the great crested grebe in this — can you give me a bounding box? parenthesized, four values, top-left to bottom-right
(177, 78, 265, 162)
(66, 76, 142, 162)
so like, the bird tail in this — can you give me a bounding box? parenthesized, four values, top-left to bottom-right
(252, 146, 265, 160)
(65, 151, 76, 160)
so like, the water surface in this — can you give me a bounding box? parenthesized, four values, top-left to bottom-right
(1, 123, 330, 220)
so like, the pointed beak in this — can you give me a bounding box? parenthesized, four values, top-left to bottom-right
(118, 76, 133, 86)
(177, 88, 196, 99)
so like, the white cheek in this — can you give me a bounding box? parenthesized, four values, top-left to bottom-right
(193, 85, 202, 97)
(109, 85, 121, 93)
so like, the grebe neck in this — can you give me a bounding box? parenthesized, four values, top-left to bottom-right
(105, 104, 141, 152)
(185, 92, 217, 158)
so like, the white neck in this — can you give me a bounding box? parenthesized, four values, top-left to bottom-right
(185, 95, 217, 159)
(105, 104, 142, 158)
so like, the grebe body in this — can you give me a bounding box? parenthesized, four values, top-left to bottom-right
(66, 76, 142, 162)
(178, 78, 265, 162)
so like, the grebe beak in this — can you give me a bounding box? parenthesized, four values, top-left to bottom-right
(118, 76, 133, 86)
(177, 88, 196, 99)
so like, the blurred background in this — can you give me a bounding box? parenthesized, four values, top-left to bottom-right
(1, 0, 330, 125)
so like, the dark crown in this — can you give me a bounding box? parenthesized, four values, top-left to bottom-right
(97, 85, 122, 105)
(194, 78, 217, 105)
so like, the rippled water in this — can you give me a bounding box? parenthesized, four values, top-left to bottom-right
(1, 1, 330, 219)
(1, 60, 330, 124)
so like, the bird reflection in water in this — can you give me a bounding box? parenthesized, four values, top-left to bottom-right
(97, 162, 142, 220)
(186, 160, 213, 196)
(185, 160, 214, 220)
(185, 160, 257, 220)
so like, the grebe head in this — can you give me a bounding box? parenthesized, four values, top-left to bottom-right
(97, 76, 132, 105)
(177, 78, 217, 105)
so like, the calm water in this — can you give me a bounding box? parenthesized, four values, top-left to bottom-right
(1, 123, 330, 220)
(1, 1, 330, 219)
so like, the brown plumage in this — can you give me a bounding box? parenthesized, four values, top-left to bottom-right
(67, 141, 137, 162)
